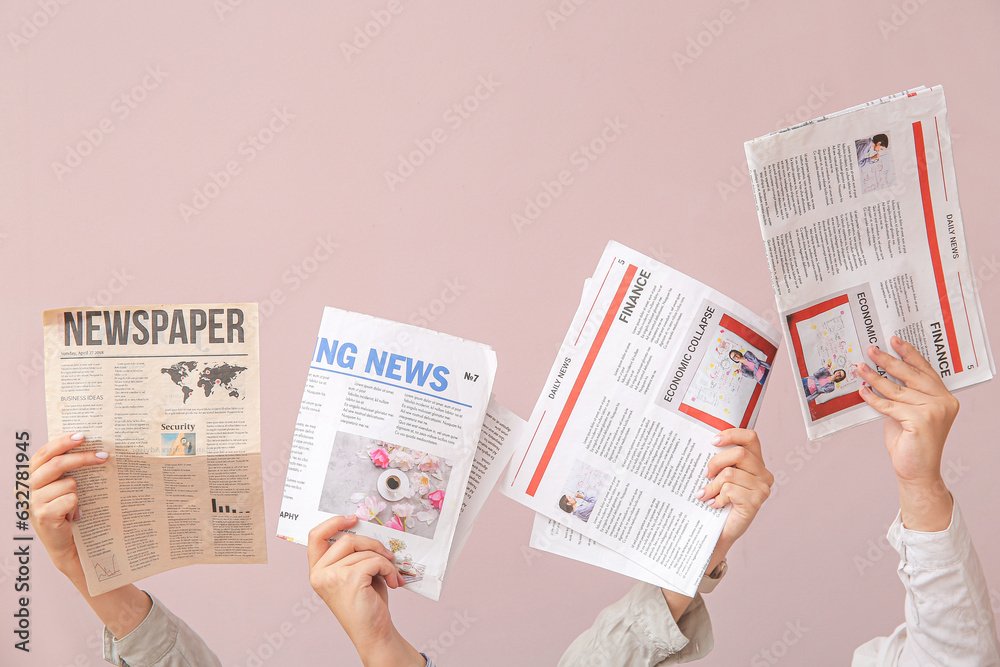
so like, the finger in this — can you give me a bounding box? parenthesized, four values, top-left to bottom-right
(712, 480, 770, 513)
(29, 433, 92, 474)
(317, 532, 395, 571)
(31, 490, 78, 526)
(865, 345, 940, 396)
(859, 382, 917, 421)
(333, 550, 404, 589)
(29, 476, 77, 509)
(705, 446, 767, 480)
(890, 335, 941, 380)
(307, 515, 358, 567)
(697, 467, 768, 505)
(29, 450, 109, 492)
(857, 361, 922, 405)
(710, 429, 762, 460)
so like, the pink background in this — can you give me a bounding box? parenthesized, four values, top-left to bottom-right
(2, 1, 998, 665)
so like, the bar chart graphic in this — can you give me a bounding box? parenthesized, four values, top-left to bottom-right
(211, 498, 250, 514)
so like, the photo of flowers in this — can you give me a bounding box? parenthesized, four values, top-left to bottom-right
(319, 431, 453, 540)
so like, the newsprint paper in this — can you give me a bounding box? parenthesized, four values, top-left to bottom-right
(42, 303, 267, 596)
(504, 240, 780, 597)
(276, 307, 498, 601)
(745, 85, 994, 439)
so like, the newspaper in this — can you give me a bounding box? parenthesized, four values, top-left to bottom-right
(42, 304, 267, 596)
(276, 307, 497, 600)
(445, 397, 524, 577)
(503, 241, 780, 597)
(745, 85, 995, 440)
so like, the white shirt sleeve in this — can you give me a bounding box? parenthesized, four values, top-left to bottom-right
(103, 592, 221, 667)
(853, 501, 1000, 666)
(558, 583, 713, 666)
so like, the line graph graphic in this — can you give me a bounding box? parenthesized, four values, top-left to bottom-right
(93, 554, 121, 581)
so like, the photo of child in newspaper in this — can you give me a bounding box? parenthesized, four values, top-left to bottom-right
(855, 132, 895, 193)
(787, 293, 870, 421)
(319, 432, 452, 540)
(668, 312, 778, 432)
(729, 349, 771, 386)
(802, 366, 848, 402)
(161, 432, 196, 456)
(558, 460, 610, 524)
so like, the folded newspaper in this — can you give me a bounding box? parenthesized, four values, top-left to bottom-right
(745, 85, 994, 440)
(42, 304, 267, 595)
(503, 241, 780, 597)
(276, 307, 507, 600)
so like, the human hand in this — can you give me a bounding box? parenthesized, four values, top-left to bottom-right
(307, 515, 424, 667)
(660, 429, 772, 619)
(858, 336, 958, 530)
(28, 433, 109, 581)
(697, 429, 773, 551)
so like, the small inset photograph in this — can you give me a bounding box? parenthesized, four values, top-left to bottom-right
(319, 432, 452, 540)
(855, 132, 895, 193)
(676, 314, 778, 432)
(161, 432, 196, 456)
(787, 293, 871, 421)
(557, 460, 610, 524)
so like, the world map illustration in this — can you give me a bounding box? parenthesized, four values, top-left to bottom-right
(161, 361, 247, 403)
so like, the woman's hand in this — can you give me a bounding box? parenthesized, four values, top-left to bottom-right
(308, 515, 424, 667)
(28, 433, 109, 580)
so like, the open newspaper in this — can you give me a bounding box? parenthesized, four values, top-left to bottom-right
(503, 241, 779, 597)
(745, 85, 994, 440)
(276, 308, 498, 600)
(42, 304, 267, 595)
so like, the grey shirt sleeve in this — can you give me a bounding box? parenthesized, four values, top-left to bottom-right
(558, 583, 713, 666)
(103, 592, 221, 667)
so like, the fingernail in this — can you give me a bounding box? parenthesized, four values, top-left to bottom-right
(74, 508, 81, 521)
(709, 435, 722, 446)
(71, 433, 85, 441)
(95, 451, 109, 460)
(694, 488, 705, 500)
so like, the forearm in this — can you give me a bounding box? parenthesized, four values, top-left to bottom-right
(660, 540, 730, 621)
(897, 476, 952, 532)
(66, 569, 152, 639)
(357, 627, 425, 667)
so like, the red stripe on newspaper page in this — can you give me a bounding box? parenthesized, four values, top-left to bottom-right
(575, 258, 616, 347)
(525, 264, 638, 496)
(512, 410, 546, 483)
(957, 274, 978, 368)
(934, 117, 948, 201)
(717, 314, 778, 429)
(679, 403, 733, 431)
(913, 121, 963, 373)
(740, 383, 764, 429)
